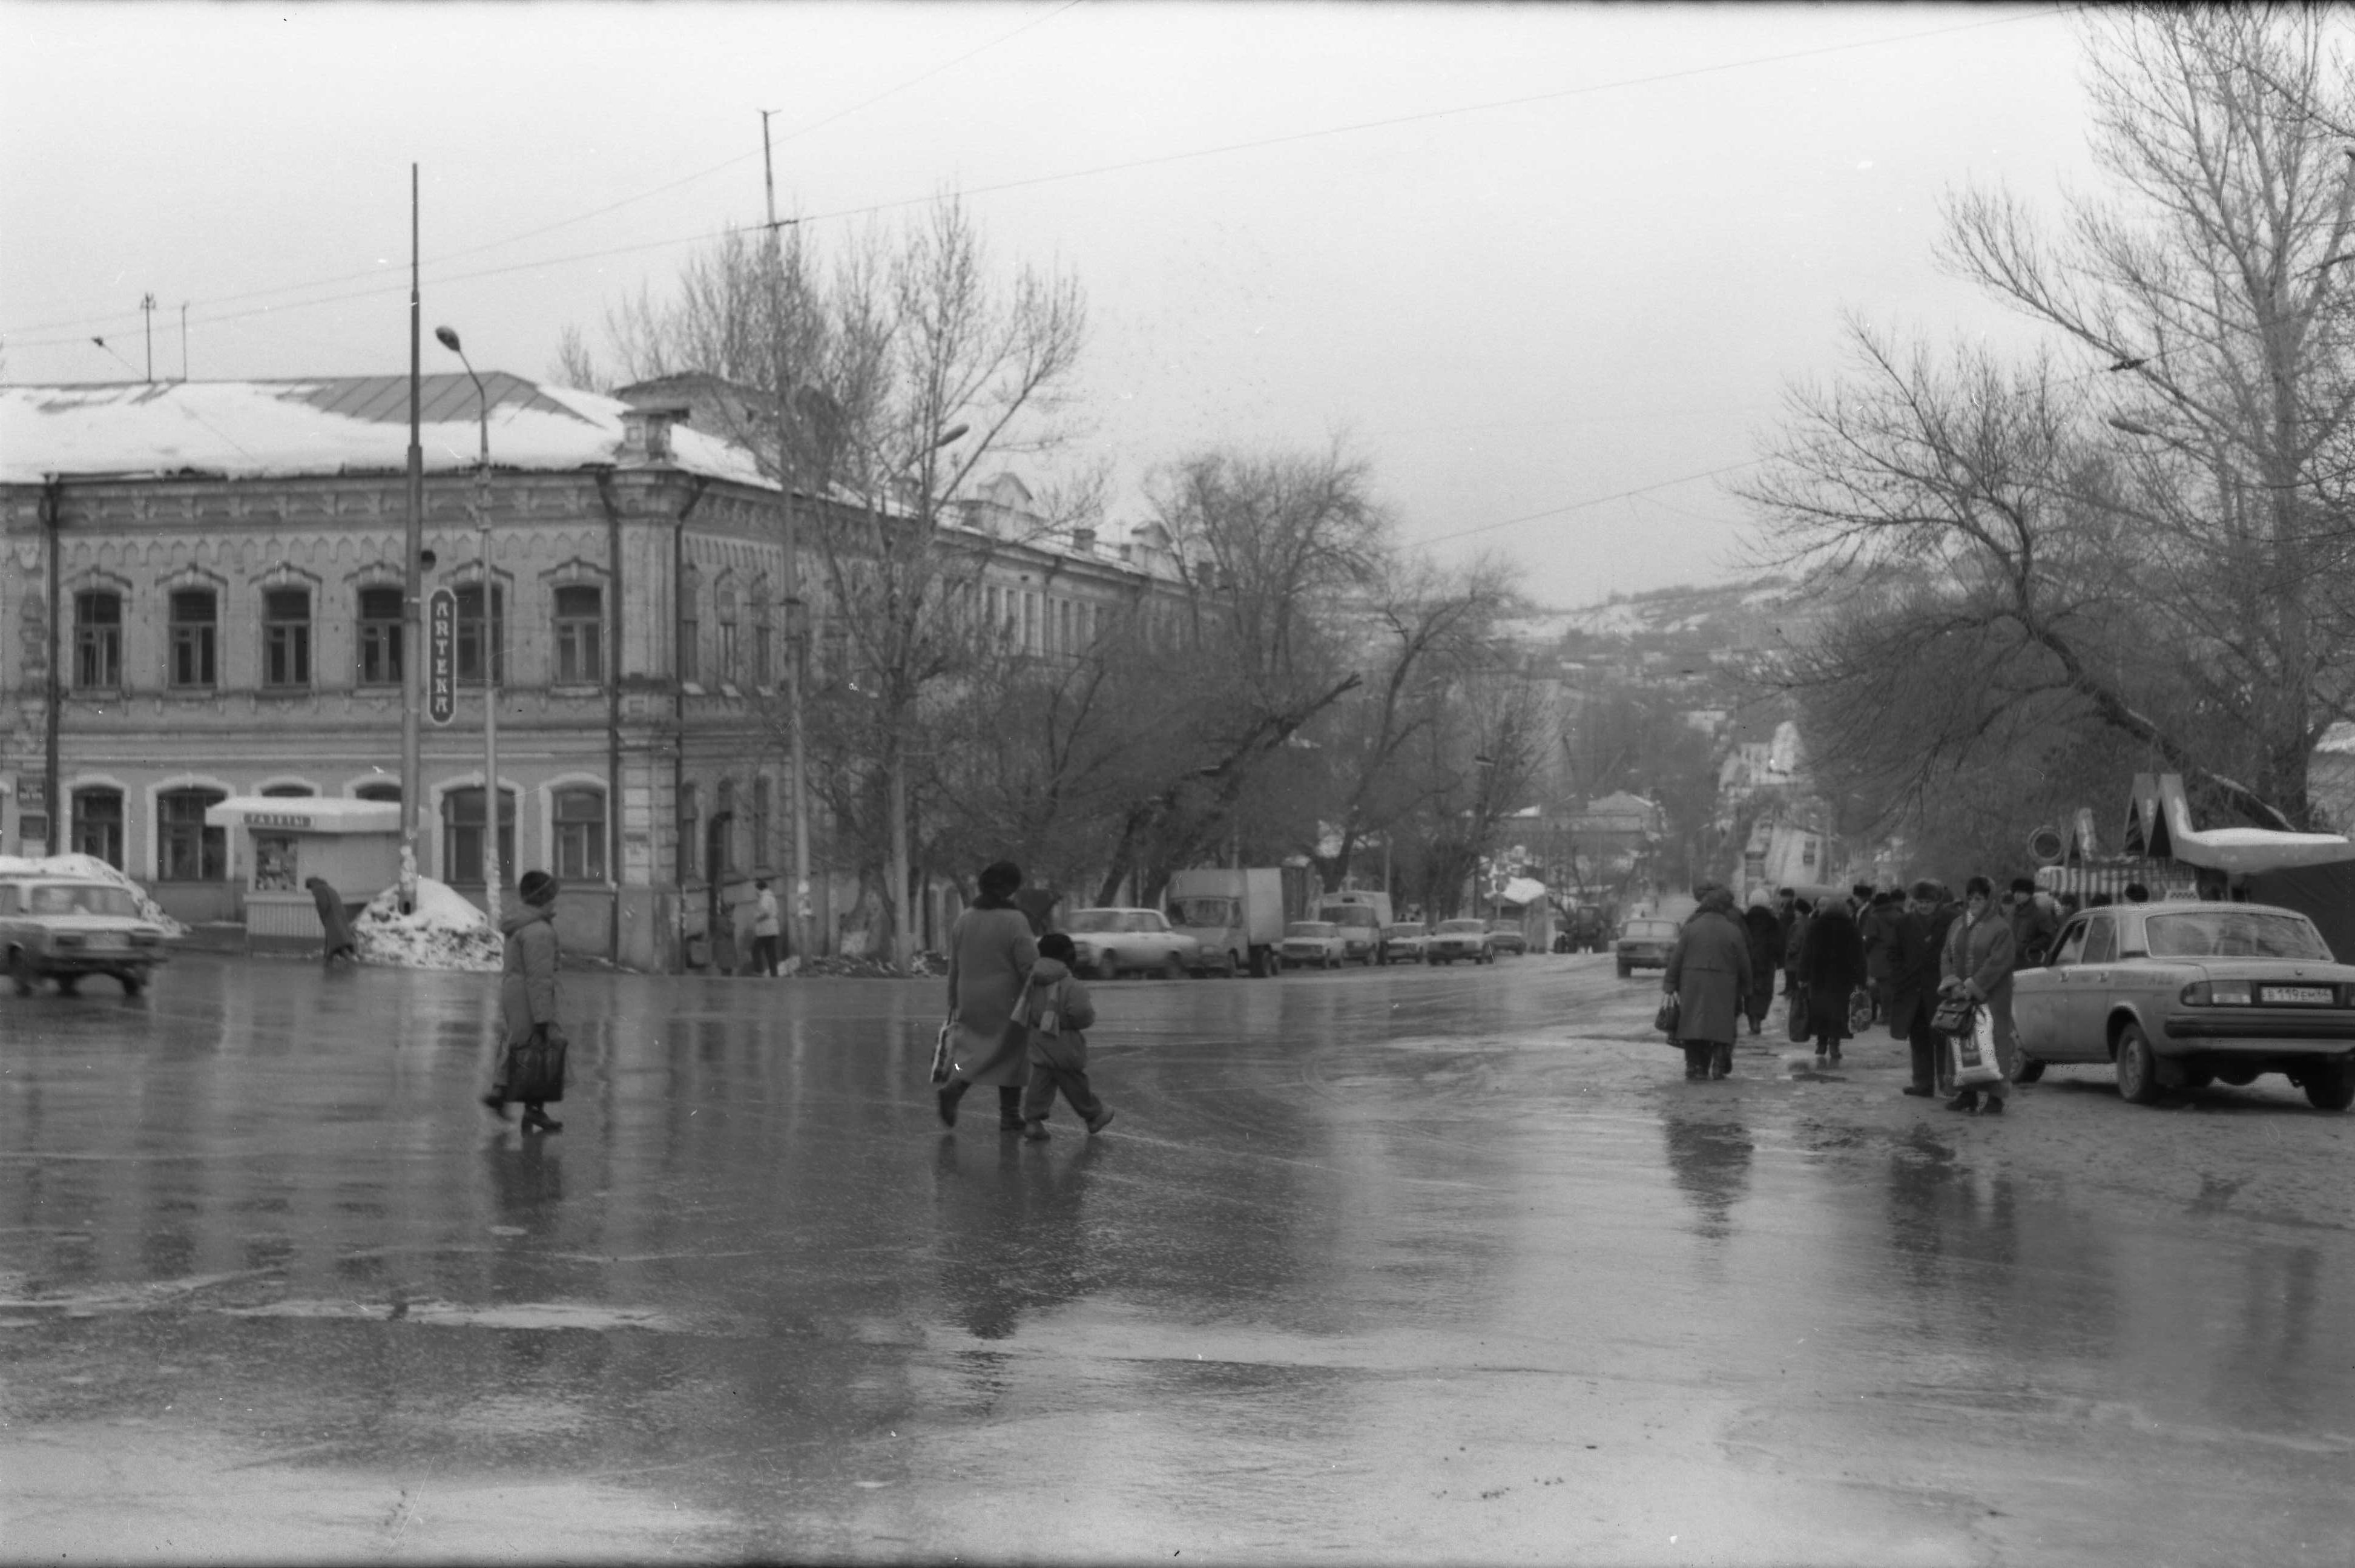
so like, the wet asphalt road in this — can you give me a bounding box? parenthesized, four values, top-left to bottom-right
(2, 950, 2351, 1564)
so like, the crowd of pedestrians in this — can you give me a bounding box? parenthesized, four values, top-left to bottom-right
(1662, 871, 2072, 1115)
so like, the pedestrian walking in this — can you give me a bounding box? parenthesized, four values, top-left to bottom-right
(1799, 899, 1866, 1066)
(2004, 876, 2059, 969)
(751, 878, 783, 977)
(1664, 885, 1752, 1081)
(1018, 933, 1113, 1141)
(936, 860, 1041, 1132)
(1890, 878, 1959, 1099)
(1782, 897, 1814, 1002)
(1860, 890, 1901, 1023)
(306, 875, 357, 965)
(1940, 875, 2019, 1115)
(1740, 895, 1780, 1036)
(1773, 888, 1799, 995)
(483, 869, 566, 1134)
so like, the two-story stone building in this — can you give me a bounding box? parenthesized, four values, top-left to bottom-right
(1, 373, 1177, 967)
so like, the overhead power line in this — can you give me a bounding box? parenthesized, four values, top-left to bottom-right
(2, 4, 2077, 351)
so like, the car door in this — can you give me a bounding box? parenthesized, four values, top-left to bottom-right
(2015, 916, 2089, 1059)
(2060, 912, 2120, 1055)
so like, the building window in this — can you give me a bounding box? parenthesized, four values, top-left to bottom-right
(715, 779, 737, 875)
(455, 584, 504, 685)
(717, 586, 740, 685)
(553, 787, 607, 881)
(1023, 591, 1039, 654)
(170, 588, 217, 689)
(72, 788, 124, 869)
(752, 593, 772, 685)
(157, 788, 228, 881)
(260, 784, 314, 798)
(751, 776, 771, 871)
(677, 568, 700, 683)
(677, 783, 700, 884)
(74, 590, 122, 688)
(553, 584, 603, 684)
(263, 586, 311, 688)
(357, 586, 404, 686)
(356, 781, 401, 803)
(441, 786, 515, 888)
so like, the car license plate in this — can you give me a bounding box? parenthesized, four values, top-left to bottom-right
(2259, 985, 2335, 1005)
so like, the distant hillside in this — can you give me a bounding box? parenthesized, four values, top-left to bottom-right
(1506, 575, 1829, 657)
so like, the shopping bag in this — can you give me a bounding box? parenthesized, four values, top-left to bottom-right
(1784, 983, 1811, 1042)
(928, 1021, 954, 1084)
(1952, 1010, 2003, 1087)
(1846, 986, 1875, 1036)
(1653, 992, 1681, 1035)
(503, 1026, 568, 1104)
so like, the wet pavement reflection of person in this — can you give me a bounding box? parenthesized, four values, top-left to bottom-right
(932, 1133, 1101, 1343)
(1659, 1113, 1754, 1239)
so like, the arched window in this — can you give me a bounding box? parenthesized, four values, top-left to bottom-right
(263, 586, 311, 688)
(677, 566, 700, 683)
(553, 787, 606, 881)
(169, 588, 217, 688)
(715, 779, 737, 874)
(74, 590, 122, 688)
(441, 786, 516, 888)
(260, 784, 315, 798)
(157, 787, 228, 881)
(554, 584, 603, 684)
(717, 584, 740, 685)
(355, 781, 401, 803)
(455, 584, 504, 685)
(357, 586, 404, 685)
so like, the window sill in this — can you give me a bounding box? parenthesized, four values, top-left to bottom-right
(68, 687, 124, 700)
(680, 682, 706, 697)
(550, 682, 607, 695)
(163, 687, 220, 699)
(256, 686, 314, 699)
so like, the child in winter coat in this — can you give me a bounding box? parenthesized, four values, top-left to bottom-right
(1019, 933, 1113, 1141)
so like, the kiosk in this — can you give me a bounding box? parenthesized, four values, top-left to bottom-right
(204, 797, 403, 949)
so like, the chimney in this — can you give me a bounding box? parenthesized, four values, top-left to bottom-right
(1070, 525, 1096, 553)
(620, 402, 693, 464)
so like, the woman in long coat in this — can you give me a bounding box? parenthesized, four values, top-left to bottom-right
(1798, 903, 1867, 1064)
(483, 869, 564, 1133)
(937, 860, 1041, 1131)
(1740, 900, 1780, 1036)
(1664, 886, 1752, 1081)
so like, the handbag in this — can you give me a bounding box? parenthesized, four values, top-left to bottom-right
(1784, 983, 1811, 1042)
(1928, 993, 1978, 1037)
(928, 1021, 954, 1084)
(503, 1024, 568, 1104)
(1951, 1008, 2004, 1087)
(1846, 986, 1875, 1036)
(1653, 992, 1681, 1035)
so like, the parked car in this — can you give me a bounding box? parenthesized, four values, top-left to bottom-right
(1378, 923, 1429, 964)
(1427, 918, 1494, 965)
(1061, 908, 1206, 980)
(1280, 920, 1350, 970)
(2, 875, 171, 997)
(1615, 917, 1681, 979)
(1485, 921, 1529, 958)
(2011, 901, 2355, 1110)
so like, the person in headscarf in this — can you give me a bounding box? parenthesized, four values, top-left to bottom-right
(937, 860, 1042, 1131)
(483, 870, 565, 1133)
(1798, 898, 1867, 1066)
(1664, 884, 1752, 1081)
(1740, 894, 1780, 1036)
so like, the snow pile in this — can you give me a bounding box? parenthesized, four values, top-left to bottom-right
(350, 877, 503, 972)
(0, 854, 189, 935)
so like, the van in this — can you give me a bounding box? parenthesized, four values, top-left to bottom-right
(1317, 889, 1395, 964)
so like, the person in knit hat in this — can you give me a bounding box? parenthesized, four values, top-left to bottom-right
(483, 870, 567, 1133)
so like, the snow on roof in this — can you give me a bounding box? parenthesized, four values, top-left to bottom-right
(2321, 720, 2355, 756)
(0, 375, 772, 489)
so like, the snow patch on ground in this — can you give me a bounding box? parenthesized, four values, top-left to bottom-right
(351, 877, 502, 972)
(0, 854, 188, 935)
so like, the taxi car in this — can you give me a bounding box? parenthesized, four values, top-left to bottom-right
(1061, 908, 1207, 980)
(1615, 917, 1681, 979)
(1427, 918, 1494, 965)
(2, 875, 171, 997)
(1485, 921, 1529, 958)
(1279, 921, 1351, 970)
(2011, 901, 2355, 1110)
(1378, 923, 1429, 964)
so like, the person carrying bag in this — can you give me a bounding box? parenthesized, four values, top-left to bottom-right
(482, 870, 567, 1135)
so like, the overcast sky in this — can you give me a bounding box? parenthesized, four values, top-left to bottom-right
(1, 2, 2102, 607)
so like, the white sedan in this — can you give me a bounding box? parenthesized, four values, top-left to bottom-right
(1061, 908, 1207, 979)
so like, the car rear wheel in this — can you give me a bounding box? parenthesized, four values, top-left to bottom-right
(2115, 1023, 2162, 1105)
(2012, 1056, 2046, 1084)
(2302, 1060, 2354, 1112)
(119, 970, 145, 998)
(1616, 960, 1630, 978)
(1162, 954, 1185, 981)
(2216, 1063, 2260, 1087)
(8, 949, 37, 997)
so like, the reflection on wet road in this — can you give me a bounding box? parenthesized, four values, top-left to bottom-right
(3, 953, 2351, 1562)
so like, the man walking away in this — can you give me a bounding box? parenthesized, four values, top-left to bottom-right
(752, 878, 783, 977)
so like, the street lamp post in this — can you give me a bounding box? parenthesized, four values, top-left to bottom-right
(436, 326, 500, 929)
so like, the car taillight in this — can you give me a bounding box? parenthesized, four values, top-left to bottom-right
(2180, 980, 2253, 1006)
(53, 934, 85, 949)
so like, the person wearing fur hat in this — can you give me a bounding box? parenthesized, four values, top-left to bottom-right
(483, 870, 565, 1133)
(1017, 932, 1113, 1141)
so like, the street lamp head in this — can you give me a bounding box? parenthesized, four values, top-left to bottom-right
(434, 326, 463, 354)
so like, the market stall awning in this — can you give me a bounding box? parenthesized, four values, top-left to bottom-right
(2125, 774, 2355, 873)
(205, 797, 401, 834)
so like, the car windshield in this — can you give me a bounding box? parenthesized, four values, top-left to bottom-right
(1121, 912, 1167, 934)
(1286, 922, 1337, 938)
(1321, 906, 1380, 927)
(27, 884, 138, 917)
(1169, 897, 1234, 926)
(1064, 911, 1122, 933)
(1487, 921, 1518, 933)
(1624, 921, 1679, 940)
(2146, 910, 2331, 961)
(1438, 920, 1485, 933)
(1385, 925, 1421, 939)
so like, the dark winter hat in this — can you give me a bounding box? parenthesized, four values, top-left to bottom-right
(519, 870, 559, 906)
(1908, 878, 1942, 903)
(1038, 932, 1076, 963)
(978, 861, 1024, 898)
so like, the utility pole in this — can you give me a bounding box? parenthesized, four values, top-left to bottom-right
(180, 303, 189, 381)
(140, 294, 156, 383)
(399, 165, 425, 912)
(763, 111, 814, 970)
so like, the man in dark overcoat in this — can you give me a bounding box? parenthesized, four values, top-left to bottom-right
(1888, 878, 1961, 1096)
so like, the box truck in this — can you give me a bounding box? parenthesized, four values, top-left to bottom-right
(1166, 867, 1292, 977)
